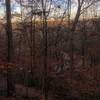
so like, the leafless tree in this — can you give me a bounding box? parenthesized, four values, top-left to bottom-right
(5, 0, 15, 96)
(69, 0, 99, 69)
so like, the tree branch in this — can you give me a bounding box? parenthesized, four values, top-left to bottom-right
(80, 0, 99, 14)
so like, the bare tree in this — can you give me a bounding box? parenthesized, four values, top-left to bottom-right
(70, 0, 99, 68)
(5, 0, 15, 96)
(41, 0, 52, 99)
(71, 0, 99, 31)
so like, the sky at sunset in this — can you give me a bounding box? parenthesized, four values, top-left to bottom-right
(0, 0, 78, 18)
(0, 0, 99, 19)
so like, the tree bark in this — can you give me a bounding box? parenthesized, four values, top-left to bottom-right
(41, 0, 48, 99)
(5, 0, 15, 96)
(71, 5, 81, 32)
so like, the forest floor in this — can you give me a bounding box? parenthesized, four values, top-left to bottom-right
(0, 83, 55, 100)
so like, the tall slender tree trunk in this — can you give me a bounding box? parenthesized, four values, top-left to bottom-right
(30, 8, 34, 77)
(70, 3, 81, 70)
(43, 13, 48, 100)
(5, 0, 15, 96)
(41, 0, 48, 99)
(30, 5, 36, 77)
(71, 5, 81, 32)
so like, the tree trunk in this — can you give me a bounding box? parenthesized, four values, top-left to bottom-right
(71, 5, 81, 32)
(42, 3, 48, 99)
(70, 4, 81, 68)
(5, 0, 15, 96)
